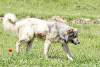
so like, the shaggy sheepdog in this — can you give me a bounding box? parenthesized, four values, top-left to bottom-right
(2, 13, 80, 61)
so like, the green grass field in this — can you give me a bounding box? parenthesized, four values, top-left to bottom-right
(0, 0, 100, 19)
(0, 0, 100, 67)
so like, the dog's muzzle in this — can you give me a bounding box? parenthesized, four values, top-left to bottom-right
(71, 38, 80, 45)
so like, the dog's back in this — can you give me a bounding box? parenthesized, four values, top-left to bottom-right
(16, 18, 49, 41)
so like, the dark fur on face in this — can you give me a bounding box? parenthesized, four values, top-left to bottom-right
(64, 28, 80, 45)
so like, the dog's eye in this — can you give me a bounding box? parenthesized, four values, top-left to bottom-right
(74, 36, 77, 38)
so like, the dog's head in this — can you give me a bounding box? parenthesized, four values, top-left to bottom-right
(64, 28, 80, 45)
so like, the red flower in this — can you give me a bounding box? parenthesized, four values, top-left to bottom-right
(8, 48, 13, 52)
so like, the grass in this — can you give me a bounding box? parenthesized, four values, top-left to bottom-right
(0, 0, 100, 19)
(0, 23, 100, 67)
(0, 0, 100, 67)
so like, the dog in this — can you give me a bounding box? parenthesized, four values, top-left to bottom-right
(45, 18, 80, 61)
(2, 13, 80, 61)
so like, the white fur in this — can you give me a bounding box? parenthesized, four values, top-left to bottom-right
(2, 13, 78, 61)
(2, 13, 49, 53)
(15, 18, 49, 41)
(2, 13, 17, 32)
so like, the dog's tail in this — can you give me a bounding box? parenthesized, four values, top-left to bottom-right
(3, 13, 17, 24)
(2, 13, 17, 32)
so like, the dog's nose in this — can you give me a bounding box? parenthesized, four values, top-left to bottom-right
(78, 42, 80, 44)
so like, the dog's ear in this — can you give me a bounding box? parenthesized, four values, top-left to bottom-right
(64, 28, 74, 35)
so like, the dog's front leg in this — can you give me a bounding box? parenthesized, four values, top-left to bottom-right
(61, 40, 73, 61)
(44, 39, 51, 58)
(16, 41, 21, 53)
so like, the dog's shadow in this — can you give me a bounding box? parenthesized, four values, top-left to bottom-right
(48, 55, 66, 60)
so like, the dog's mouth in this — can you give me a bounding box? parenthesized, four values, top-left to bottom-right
(70, 40, 80, 45)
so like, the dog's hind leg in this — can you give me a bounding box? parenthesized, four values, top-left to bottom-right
(44, 39, 51, 58)
(26, 40, 33, 52)
(61, 40, 73, 61)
